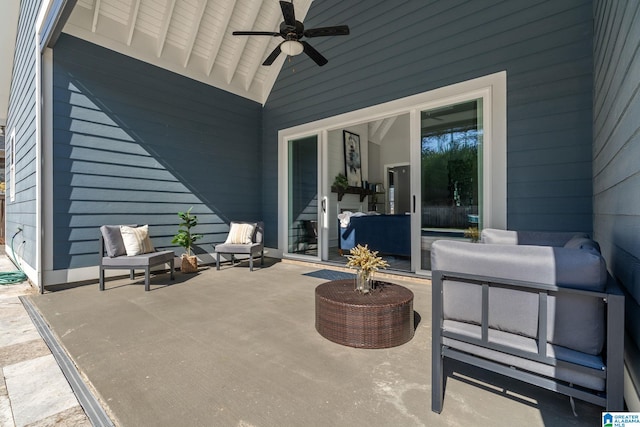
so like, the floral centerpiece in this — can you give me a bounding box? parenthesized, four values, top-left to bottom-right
(464, 226, 480, 243)
(346, 244, 389, 293)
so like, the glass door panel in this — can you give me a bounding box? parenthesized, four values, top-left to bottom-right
(420, 99, 483, 270)
(288, 135, 319, 257)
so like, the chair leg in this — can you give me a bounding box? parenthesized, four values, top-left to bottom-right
(216, 253, 220, 270)
(261, 250, 264, 265)
(130, 269, 135, 280)
(250, 254, 254, 271)
(170, 259, 175, 280)
(99, 267, 105, 291)
(432, 346, 444, 413)
(145, 268, 150, 291)
(231, 254, 235, 265)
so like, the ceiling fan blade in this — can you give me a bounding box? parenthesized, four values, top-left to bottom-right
(233, 31, 281, 37)
(279, 1, 296, 27)
(304, 25, 350, 38)
(301, 41, 328, 66)
(262, 44, 282, 66)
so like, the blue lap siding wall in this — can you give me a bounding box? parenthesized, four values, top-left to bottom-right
(593, 0, 640, 408)
(262, 0, 594, 246)
(5, 0, 44, 268)
(52, 34, 262, 269)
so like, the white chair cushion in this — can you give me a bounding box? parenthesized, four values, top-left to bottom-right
(120, 225, 155, 256)
(225, 223, 255, 244)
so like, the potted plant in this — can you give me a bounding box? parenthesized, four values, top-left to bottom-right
(172, 206, 202, 273)
(346, 244, 389, 293)
(332, 173, 349, 191)
(464, 226, 481, 243)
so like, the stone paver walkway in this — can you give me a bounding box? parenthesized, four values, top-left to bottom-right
(0, 255, 90, 427)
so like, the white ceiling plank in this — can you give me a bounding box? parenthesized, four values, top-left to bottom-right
(242, 2, 282, 91)
(182, 0, 209, 68)
(378, 116, 398, 142)
(369, 120, 383, 139)
(64, 0, 317, 105)
(126, 0, 142, 46)
(91, 0, 102, 32)
(225, 0, 262, 85)
(243, 37, 271, 91)
(157, 0, 177, 57)
(206, 0, 236, 76)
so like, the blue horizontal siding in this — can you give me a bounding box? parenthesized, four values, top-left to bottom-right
(262, 0, 594, 243)
(593, 0, 640, 402)
(5, 0, 43, 268)
(52, 35, 262, 269)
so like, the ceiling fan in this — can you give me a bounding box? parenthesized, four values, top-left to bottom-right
(232, 0, 350, 67)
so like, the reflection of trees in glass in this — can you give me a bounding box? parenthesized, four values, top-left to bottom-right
(421, 129, 479, 208)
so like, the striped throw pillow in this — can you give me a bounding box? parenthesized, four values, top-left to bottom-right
(120, 225, 155, 256)
(225, 223, 255, 244)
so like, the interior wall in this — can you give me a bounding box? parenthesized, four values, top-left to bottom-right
(380, 114, 411, 171)
(327, 123, 368, 247)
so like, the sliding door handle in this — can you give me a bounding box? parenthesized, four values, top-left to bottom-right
(413, 195, 416, 213)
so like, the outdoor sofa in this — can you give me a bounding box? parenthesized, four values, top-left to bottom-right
(431, 228, 625, 412)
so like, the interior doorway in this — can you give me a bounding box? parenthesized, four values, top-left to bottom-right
(387, 164, 411, 215)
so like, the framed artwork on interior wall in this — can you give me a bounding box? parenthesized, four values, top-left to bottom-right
(343, 130, 362, 187)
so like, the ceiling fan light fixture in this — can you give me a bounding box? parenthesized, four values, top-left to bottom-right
(281, 40, 304, 56)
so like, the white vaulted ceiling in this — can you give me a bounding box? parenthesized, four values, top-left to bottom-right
(63, 0, 314, 104)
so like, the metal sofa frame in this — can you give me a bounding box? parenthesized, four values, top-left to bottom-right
(431, 270, 625, 412)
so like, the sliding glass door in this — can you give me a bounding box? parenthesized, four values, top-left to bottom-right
(419, 99, 483, 270)
(287, 135, 320, 258)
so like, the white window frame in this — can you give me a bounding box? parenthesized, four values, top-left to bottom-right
(9, 128, 15, 202)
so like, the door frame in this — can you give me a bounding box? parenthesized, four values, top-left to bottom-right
(278, 71, 506, 270)
(278, 130, 329, 262)
(412, 94, 491, 274)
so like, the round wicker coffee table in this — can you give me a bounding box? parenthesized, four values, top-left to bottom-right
(315, 279, 414, 349)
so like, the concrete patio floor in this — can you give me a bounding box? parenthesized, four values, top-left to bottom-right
(28, 259, 604, 426)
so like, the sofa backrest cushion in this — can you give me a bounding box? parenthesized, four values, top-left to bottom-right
(432, 240, 607, 291)
(100, 224, 137, 258)
(481, 228, 590, 247)
(564, 236, 601, 253)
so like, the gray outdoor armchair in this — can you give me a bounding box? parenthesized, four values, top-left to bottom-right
(99, 225, 175, 291)
(214, 221, 264, 271)
(431, 229, 625, 413)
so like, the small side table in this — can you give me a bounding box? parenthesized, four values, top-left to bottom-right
(315, 279, 414, 348)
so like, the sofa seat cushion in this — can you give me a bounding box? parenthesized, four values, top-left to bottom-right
(101, 250, 174, 267)
(443, 320, 606, 391)
(215, 242, 262, 255)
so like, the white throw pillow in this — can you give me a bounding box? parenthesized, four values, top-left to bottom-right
(120, 225, 155, 256)
(225, 223, 255, 244)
